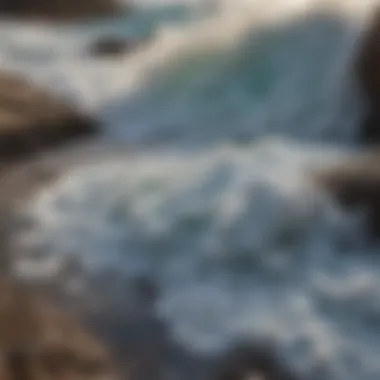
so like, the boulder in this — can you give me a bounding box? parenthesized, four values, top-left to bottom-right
(0, 277, 120, 380)
(354, 9, 380, 143)
(212, 342, 298, 380)
(0, 72, 96, 161)
(0, 0, 124, 22)
(89, 35, 151, 58)
(314, 149, 380, 237)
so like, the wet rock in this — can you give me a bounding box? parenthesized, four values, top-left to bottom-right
(0, 0, 125, 22)
(354, 9, 380, 143)
(0, 277, 120, 380)
(0, 72, 96, 162)
(359, 111, 380, 145)
(89, 35, 151, 58)
(315, 149, 380, 237)
(212, 342, 298, 380)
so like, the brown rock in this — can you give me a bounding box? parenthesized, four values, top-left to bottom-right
(212, 342, 298, 380)
(314, 149, 380, 237)
(0, 277, 120, 380)
(0, 0, 124, 22)
(354, 9, 380, 143)
(0, 73, 96, 162)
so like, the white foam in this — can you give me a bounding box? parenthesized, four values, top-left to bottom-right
(14, 139, 379, 379)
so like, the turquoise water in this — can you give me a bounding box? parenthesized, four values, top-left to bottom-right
(101, 10, 362, 147)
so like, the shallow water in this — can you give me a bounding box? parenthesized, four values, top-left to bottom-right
(2, 0, 380, 378)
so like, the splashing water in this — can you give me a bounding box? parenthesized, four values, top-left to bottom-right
(3, 0, 380, 379)
(13, 139, 379, 380)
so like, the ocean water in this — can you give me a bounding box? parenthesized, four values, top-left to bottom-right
(3, 0, 380, 378)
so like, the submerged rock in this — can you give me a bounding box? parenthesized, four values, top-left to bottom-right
(0, 72, 96, 162)
(0, 0, 124, 22)
(315, 149, 380, 237)
(212, 342, 298, 380)
(0, 277, 120, 380)
(354, 9, 380, 144)
(89, 35, 151, 58)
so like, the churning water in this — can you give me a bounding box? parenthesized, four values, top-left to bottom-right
(3, 0, 380, 378)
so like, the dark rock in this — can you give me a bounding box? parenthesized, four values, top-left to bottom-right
(314, 149, 380, 237)
(212, 342, 298, 380)
(0, 0, 125, 22)
(0, 277, 121, 380)
(89, 35, 151, 58)
(359, 111, 380, 145)
(0, 72, 97, 162)
(354, 9, 380, 143)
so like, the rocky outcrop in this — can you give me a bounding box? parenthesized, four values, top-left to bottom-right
(0, 277, 120, 380)
(315, 149, 380, 237)
(354, 9, 380, 144)
(0, 73, 96, 162)
(0, 0, 124, 22)
(88, 35, 151, 58)
(212, 342, 298, 380)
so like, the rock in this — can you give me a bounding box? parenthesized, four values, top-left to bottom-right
(0, 0, 124, 22)
(354, 9, 380, 143)
(314, 149, 380, 237)
(89, 35, 151, 58)
(0, 72, 96, 162)
(212, 342, 298, 380)
(0, 277, 120, 380)
(359, 111, 380, 145)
